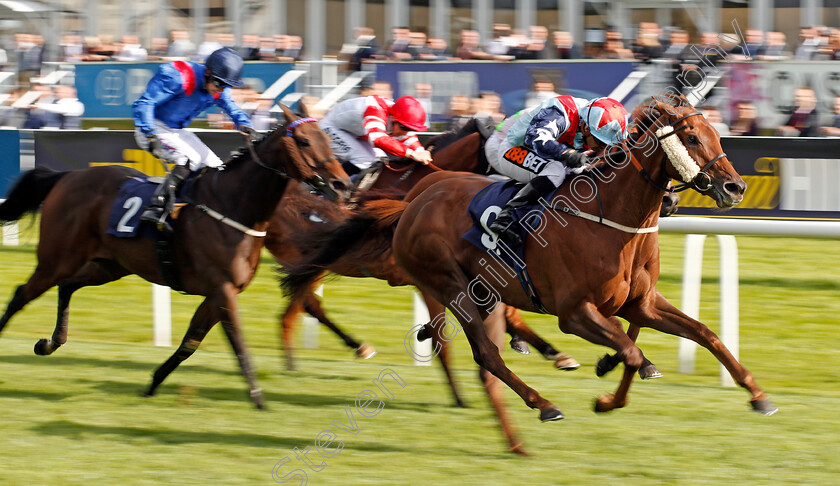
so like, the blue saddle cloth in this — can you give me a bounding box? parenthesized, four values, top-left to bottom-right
(105, 177, 165, 240)
(461, 180, 558, 313)
(462, 180, 555, 268)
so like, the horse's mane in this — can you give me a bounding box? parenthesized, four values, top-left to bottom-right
(220, 125, 284, 169)
(628, 95, 692, 141)
(423, 118, 481, 151)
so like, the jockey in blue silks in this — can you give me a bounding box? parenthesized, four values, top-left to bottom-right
(484, 96, 630, 246)
(132, 47, 255, 232)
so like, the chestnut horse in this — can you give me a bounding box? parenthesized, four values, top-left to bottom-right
(0, 107, 351, 408)
(283, 95, 777, 430)
(268, 121, 576, 376)
(270, 121, 576, 372)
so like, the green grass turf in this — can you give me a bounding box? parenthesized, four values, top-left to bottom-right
(1, 219, 839, 485)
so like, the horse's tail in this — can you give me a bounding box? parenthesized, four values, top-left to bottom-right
(281, 198, 409, 299)
(0, 167, 69, 223)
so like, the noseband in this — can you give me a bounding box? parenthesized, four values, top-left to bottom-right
(651, 111, 727, 193)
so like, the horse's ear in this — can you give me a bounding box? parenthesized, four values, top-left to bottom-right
(297, 101, 311, 118)
(280, 104, 299, 124)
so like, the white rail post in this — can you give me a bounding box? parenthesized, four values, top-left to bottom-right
(717, 235, 739, 388)
(152, 284, 171, 347)
(677, 233, 739, 387)
(2, 223, 19, 246)
(412, 291, 432, 366)
(678, 234, 706, 374)
(302, 284, 323, 349)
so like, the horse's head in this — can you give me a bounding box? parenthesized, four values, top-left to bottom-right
(264, 105, 352, 202)
(630, 94, 746, 208)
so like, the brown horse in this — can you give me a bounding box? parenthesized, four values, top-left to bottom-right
(270, 121, 576, 375)
(283, 95, 777, 428)
(0, 106, 351, 408)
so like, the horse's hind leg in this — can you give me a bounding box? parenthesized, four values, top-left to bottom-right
(279, 297, 305, 371)
(504, 305, 580, 370)
(301, 289, 374, 359)
(624, 292, 776, 415)
(480, 303, 526, 454)
(35, 260, 129, 356)
(422, 291, 466, 408)
(0, 263, 76, 335)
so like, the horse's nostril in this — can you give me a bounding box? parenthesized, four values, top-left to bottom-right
(724, 182, 745, 196)
(331, 180, 350, 195)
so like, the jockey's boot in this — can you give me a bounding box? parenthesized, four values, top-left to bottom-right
(141, 164, 191, 233)
(488, 175, 556, 248)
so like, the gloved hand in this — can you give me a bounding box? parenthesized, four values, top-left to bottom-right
(238, 125, 258, 141)
(147, 135, 163, 156)
(407, 148, 432, 165)
(560, 149, 591, 169)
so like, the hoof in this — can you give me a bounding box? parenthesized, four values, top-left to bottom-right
(251, 388, 266, 410)
(596, 353, 620, 377)
(33, 339, 52, 356)
(509, 443, 529, 456)
(594, 393, 618, 413)
(510, 338, 531, 355)
(416, 325, 431, 342)
(142, 389, 155, 398)
(355, 344, 377, 360)
(539, 405, 564, 422)
(639, 364, 663, 380)
(454, 399, 468, 409)
(750, 398, 778, 416)
(554, 353, 580, 371)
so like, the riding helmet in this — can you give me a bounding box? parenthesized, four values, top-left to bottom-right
(583, 97, 630, 145)
(390, 96, 428, 131)
(205, 47, 245, 88)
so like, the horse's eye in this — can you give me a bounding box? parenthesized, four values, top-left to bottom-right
(686, 135, 699, 146)
(297, 138, 310, 148)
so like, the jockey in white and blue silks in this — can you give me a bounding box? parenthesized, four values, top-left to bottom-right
(485, 96, 630, 246)
(132, 47, 255, 232)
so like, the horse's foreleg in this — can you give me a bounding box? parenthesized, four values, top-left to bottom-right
(35, 261, 128, 356)
(596, 322, 662, 379)
(624, 292, 777, 415)
(560, 303, 644, 412)
(504, 305, 580, 370)
(218, 282, 265, 410)
(422, 292, 466, 408)
(146, 296, 218, 399)
(451, 296, 560, 420)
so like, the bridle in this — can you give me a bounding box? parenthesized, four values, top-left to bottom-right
(244, 116, 339, 196)
(590, 111, 727, 194)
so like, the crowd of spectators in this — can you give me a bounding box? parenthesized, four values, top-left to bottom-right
(3, 22, 840, 136)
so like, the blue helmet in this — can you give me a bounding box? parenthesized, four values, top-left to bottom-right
(204, 47, 244, 88)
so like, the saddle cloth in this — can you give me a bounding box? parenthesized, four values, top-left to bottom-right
(106, 176, 188, 240)
(461, 180, 556, 269)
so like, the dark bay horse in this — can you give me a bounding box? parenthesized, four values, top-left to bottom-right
(0, 106, 352, 408)
(284, 95, 777, 432)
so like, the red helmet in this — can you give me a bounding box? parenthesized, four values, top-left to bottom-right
(390, 96, 428, 131)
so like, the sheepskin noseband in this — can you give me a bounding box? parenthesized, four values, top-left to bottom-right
(655, 126, 700, 183)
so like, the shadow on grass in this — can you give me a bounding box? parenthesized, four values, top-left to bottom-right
(31, 419, 413, 453)
(0, 353, 240, 377)
(0, 386, 75, 401)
